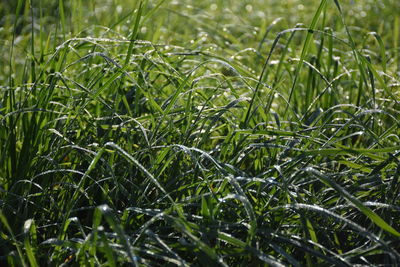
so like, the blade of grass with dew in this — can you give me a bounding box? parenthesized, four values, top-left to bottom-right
(286, 0, 327, 112)
(306, 167, 400, 237)
(124, 1, 143, 66)
(23, 219, 38, 267)
(0, 210, 28, 267)
(96, 204, 139, 266)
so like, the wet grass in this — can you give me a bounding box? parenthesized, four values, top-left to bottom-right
(0, 0, 399, 265)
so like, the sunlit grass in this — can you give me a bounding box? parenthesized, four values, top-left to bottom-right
(1, 0, 399, 265)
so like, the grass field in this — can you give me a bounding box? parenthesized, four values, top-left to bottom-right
(1, 0, 400, 265)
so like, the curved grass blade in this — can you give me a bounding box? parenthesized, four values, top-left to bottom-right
(0, 210, 28, 267)
(23, 219, 39, 267)
(306, 167, 400, 238)
(96, 204, 139, 266)
(105, 142, 175, 204)
(286, 0, 328, 111)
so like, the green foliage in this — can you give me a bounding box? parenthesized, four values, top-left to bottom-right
(0, 0, 399, 265)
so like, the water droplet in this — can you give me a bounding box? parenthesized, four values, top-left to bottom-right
(245, 5, 253, 12)
(116, 5, 122, 14)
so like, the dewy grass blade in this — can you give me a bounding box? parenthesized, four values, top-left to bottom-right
(58, 0, 66, 40)
(79, 64, 129, 110)
(5, 0, 25, 181)
(217, 231, 286, 267)
(306, 167, 400, 238)
(286, 0, 327, 111)
(145, 229, 188, 266)
(395, 15, 399, 72)
(0, 210, 28, 267)
(151, 60, 215, 141)
(105, 142, 174, 204)
(368, 32, 387, 74)
(271, 204, 396, 263)
(333, 0, 399, 105)
(302, 145, 400, 156)
(124, 0, 143, 66)
(223, 180, 257, 243)
(167, 216, 228, 267)
(141, 0, 168, 25)
(29, 1, 36, 82)
(23, 219, 39, 267)
(96, 204, 139, 266)
(1, 0, 399, 265)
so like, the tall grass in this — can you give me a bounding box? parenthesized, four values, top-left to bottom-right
(1, 0, 399, 265)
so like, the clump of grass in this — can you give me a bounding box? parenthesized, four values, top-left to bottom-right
(1, 0, 399, 265)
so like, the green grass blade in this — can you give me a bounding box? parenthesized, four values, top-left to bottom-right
(306, 167, 400, 237)
(124, 1, 144, 66)
(286, 0, 327, 110)
(0, 210, 28, 267)
(23, 219, 38, 267)
(97, 204, 139, 266)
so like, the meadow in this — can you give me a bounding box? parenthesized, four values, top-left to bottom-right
(0, 0, 399, 265)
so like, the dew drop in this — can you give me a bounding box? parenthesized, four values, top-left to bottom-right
(245, 4, 253, 12)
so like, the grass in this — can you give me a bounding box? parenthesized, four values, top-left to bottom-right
(0, 0, 399, 265)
